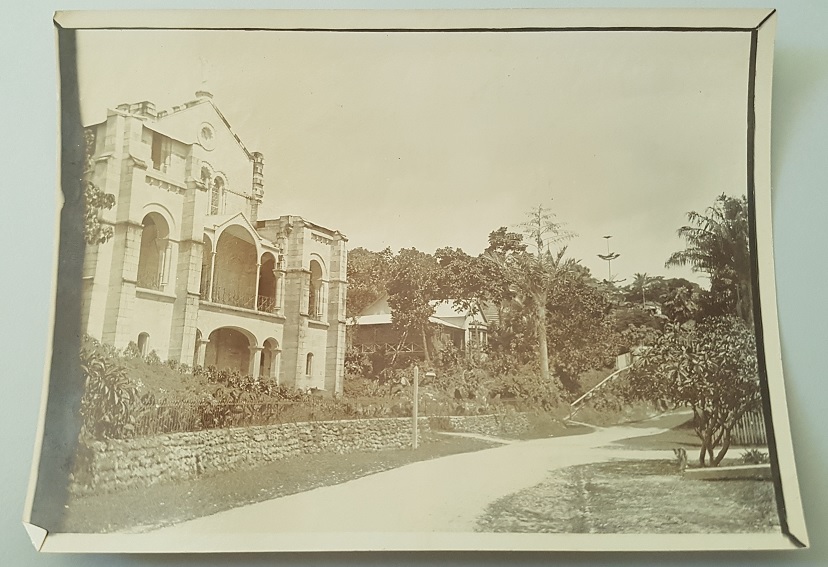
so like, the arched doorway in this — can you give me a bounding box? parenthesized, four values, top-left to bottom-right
(260, 338, 281, 382)
(204, 327, 254, 375)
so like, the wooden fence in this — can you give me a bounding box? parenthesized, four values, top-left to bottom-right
(731, 410, 767, 446)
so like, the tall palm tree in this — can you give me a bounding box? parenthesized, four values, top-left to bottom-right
(631, 272, 650, 306)
(666, 194, 752, 325)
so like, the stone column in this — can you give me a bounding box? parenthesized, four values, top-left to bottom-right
(195, 338, 210, 367)
(271, 349, 282, 382)
(276, 270, 286, 311)
(254, 262, 262, 310)
(157, 238, 171, 288)
(208, 250, 217, 301)
(318, 281, 328, 322)
(249, 346, 264, 378)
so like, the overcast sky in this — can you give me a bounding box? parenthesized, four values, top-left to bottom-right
(76, 28, 752, 286)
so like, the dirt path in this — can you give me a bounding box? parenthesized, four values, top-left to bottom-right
(147, 413, 684, 535)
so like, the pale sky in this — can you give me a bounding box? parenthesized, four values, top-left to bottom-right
(76, 28, 752, 285)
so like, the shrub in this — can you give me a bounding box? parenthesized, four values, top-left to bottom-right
(488, 366, 562, 411)
(741, 449, 770, 465)
(79, 338, 139, 439)
(344, 346, 372, 376)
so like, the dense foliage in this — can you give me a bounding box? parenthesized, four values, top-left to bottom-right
(79, 338, 139, 439)
(82, 128, 117, 245)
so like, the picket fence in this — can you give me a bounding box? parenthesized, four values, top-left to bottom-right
(731, 410, 767, 446)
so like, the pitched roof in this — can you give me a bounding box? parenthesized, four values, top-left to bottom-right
(348, 313, 465, 330)
(95, 93, 255, 161)
(350, 295, 485, 330)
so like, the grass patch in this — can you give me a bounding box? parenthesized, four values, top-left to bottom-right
(615, 417, 700, 450)
(61, 432, 499, 534)
(476, 459, 779, 534)
(518, 413, 593, 440)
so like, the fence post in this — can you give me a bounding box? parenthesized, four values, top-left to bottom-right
(412, 366, 419, 450)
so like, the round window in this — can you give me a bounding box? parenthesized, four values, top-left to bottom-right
(198, 122, 216, 150)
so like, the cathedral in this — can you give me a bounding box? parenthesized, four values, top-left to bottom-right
(80, 91, 347, 393)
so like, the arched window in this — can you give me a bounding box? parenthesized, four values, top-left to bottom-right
(209, 176, 224, 215)
(137, 332, 150, 357)
(137, 213, 170, 290)
(308, 260, 324, 320)
(305, 353, 314, 376)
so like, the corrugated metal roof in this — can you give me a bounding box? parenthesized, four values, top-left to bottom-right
(348, 313, 465, 330)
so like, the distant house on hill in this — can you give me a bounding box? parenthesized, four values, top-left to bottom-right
(348, 294, 488, 363)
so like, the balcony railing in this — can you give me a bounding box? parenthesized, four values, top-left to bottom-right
(200, 284, 280, 315)
(210, 286, 255, 310)
(257, 295, 278, 314)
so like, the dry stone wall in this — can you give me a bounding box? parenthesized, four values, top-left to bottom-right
(71, 413, 533, 495)
(443, 413, 532, 438)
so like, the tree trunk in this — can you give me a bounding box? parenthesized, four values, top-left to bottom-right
(698, 443, 707, 467)
(713, 430, 732, 466)
(421, 326, 432, 368)
(536, 302, 550, 382)
(389, 329, 408, 369)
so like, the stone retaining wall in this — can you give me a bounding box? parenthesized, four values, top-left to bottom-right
(71, 413, 533, 495)
(441, 413, 532, 437)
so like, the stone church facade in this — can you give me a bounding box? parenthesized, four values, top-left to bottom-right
(80, 91, 347, 393)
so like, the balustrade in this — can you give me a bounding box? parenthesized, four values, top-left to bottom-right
(257, 294, 278, 314)
(200, 284, 279, 315)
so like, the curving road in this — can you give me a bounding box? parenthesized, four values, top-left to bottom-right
(147, 412, 686, 535)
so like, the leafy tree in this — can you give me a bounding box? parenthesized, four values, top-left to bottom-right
(485, 226, 528, 256)
(434, 245, 512, 318)
(545, 270, 617, 393)
(623, 317, 761, 467)
(484, 204, 575, 383)
(82, 128, 116, 245)
(345, 247, 393, 318)
(661, 285, 701, 323)
(666, 194, 752, 324)
(386, 248, 440, 367)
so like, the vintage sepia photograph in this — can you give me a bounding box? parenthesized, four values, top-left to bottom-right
(26, 9, 807, 553)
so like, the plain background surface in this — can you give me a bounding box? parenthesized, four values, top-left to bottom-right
(1, 1, 825, 565)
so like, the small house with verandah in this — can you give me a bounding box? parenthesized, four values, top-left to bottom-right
(348, 294, 488, 367)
